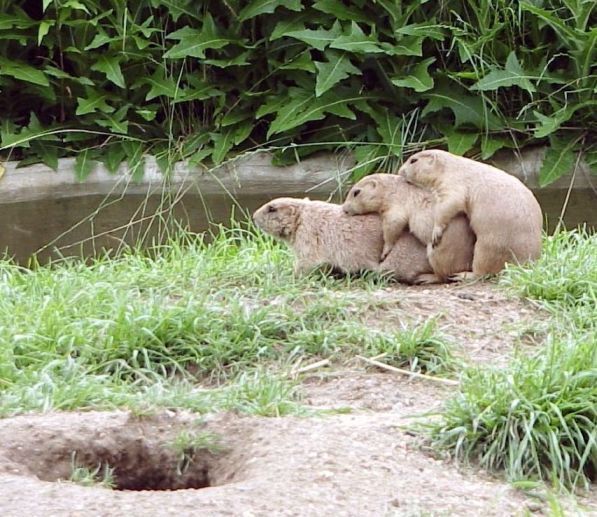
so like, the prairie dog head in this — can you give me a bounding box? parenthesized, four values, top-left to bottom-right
(252, 198, 304, 240)
(342, 175, 387, 215)
(398, 150, 444, 187)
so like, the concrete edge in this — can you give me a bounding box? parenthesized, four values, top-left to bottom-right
(0, 147, 594, 205)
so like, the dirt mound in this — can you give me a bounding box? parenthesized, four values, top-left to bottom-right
(0, 284, 592, 515)
(0, 408, 537, 516)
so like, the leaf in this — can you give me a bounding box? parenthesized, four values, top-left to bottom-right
(164, 14, 233, 59)
(122, 140, 145, 181)
(90, 55, 126, 88)
(203, 51, 252, 68)
(270, 13, 311, 40)
(422, 82, 502, 129)
(32, 141, 59, 171)
(443, 128, 478, 155)
(188, 147, 213, 167)
(471, 52, 536, 94)
(315, 51, 361, 97)
(313, 0, 372, 23)
(173, 82, 222, 104)
(96, 110, 129, 134)
(133, 35, 151, 50)
(0, 57, 49, 86)
(0, 11, 37, 30)
(211, 128, 235, 164)
(481, 135, 509, 159)
(369, 111, 403, 156)
(75, 150, 96, 181)
(238, 0, 302, 21)
(232, 121, 253, 146)
(284, 21, 343, 51)
(0, 113, 55, 150)
(76, 92, 114, 116)
(63, 0, 90, 14)
(44, 66, 93, 85)
(330, 22, 386, 54)
(136, 107, 157, 121)
(38, 20, 54, 46)
(267, 88, 358, 137)
(256, 95, 288, 119)
(199, 123, 249, 165)
(390, 36, 423, 57)
(351, 144, 386, 180)
(391, 58, 435, 92)
(396, 22, 447, 41)
(584, 146, 597, 176)
(103, 143, 126, 174)
(533, 109, 572, 139)
(133, 69, 179, 101)
(539, 136, 578, 186)
(42, 0, 53, 12)
(280, 51, 316, 72)
(84, 30, 118, 50)
(520, 2, 577, 45)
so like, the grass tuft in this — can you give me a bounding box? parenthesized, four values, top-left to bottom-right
(0, 225, 451, 418)
(69, 454, 116, 489)
(429, 229, 597, 489)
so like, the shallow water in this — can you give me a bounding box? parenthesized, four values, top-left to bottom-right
(1, 188, 595, 264)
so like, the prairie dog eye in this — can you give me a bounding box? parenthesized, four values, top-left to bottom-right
(410, 158, 418, 164)
(267, 205, 277, 213)
(353, 189, 361, 198)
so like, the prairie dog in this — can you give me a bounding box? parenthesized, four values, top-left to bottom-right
(342, 174, 475, 283)
(398, 149, 542, 279)
(252, 197, 432, 283)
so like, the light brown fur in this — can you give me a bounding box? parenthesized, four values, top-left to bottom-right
(342, 174, 475, 284)
(252, 197, 431, 283)
(399, 149, 543, 278)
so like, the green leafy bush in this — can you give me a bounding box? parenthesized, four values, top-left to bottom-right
(0, 0, 595, 183)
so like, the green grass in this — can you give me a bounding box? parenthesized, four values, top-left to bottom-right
(69, 453, 116, 489)
(171, 429, 226, 475)
(429, 229, 597, 490)
(0, 225, 451, 417)
(2, 224, 595, 491)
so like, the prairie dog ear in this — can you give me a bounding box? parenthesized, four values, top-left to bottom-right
(367, 178, 378, 188)
(420, 151, 437, 164)
(285, 203, 300, 216)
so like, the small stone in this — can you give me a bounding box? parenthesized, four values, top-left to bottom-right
(526, 503, 543, 513)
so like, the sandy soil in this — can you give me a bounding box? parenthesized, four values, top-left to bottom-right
(0, 283, 593, 516)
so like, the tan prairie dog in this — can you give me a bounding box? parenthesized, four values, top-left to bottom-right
(342, 174, 475, 283)
(398, 149, 543, 279)
(252, 197, 432, 283)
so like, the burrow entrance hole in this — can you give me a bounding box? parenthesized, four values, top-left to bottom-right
(9, 422, 237, 491)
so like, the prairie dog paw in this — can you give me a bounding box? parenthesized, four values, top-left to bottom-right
(413, 273, 442, 285)
(448, 271, 478, 282)
(431, 225, 445, 247)
(381, 244, 393, 261)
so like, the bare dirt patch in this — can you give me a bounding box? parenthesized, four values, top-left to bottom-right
(0, 410, 531, 516)
(0, 283, 592, 516)
(353, 281, 549, 366)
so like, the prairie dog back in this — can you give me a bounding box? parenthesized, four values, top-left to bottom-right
(253, 197, 431, 282)
(343, 174, 475, 281)
(399, 149, 542, 276)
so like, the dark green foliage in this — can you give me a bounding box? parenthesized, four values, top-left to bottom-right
(0, 0, 595, 183)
